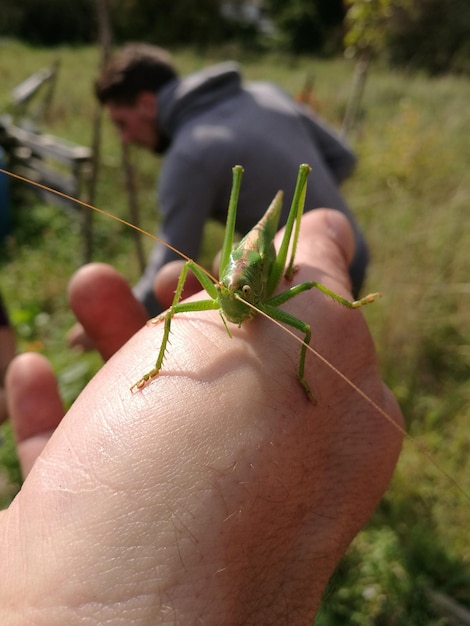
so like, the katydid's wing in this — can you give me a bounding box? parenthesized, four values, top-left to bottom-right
(237, 190, 283, 258)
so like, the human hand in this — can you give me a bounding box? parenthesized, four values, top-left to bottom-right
(0, 209, 403, 624)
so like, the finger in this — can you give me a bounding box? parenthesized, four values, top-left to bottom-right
(6, 353, 64, 477)
(68, 263, 148, 361)
(153, 260, 203, 310)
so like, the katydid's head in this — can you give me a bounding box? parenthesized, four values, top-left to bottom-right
(216, 281, 254, 325)
(216, 250, 266, 324)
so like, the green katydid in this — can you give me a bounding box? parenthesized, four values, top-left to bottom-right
(130, 163, 380, 400)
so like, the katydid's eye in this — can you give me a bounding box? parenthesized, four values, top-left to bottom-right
(242, 285, 251, 297)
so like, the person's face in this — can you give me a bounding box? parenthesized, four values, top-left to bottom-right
(107, 92, 158, 150)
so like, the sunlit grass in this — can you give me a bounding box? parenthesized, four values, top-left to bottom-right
(1, 40, 469, 624)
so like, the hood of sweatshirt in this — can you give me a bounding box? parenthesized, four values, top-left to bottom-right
(156, 62, 242, 146)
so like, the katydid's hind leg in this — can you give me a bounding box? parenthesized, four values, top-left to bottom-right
(262, 304, 316, 403)
(297, 324, 315, 403)
(286, 317, 316, 402)
(263, 280, 380, 401)
(130, 313, 173, 392)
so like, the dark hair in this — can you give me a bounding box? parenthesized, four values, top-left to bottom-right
(95, 43, 177, 105)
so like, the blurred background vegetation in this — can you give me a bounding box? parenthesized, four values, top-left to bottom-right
(1, 0, 470, 74)
(0, 1, 469, 624)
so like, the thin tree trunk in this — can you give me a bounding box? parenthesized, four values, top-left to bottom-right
(342, 48, 371, 138)
(121, 143, 146, 272)
(82, 0, 112, 262)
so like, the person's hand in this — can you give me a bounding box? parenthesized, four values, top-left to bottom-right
(0, 209, 403, 624)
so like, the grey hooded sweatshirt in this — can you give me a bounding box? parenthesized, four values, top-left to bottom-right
(133, 62, 368, 315)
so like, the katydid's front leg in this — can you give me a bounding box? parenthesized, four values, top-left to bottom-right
(130, 261, 220, 391)
(131, 165, 244, 392)
(263, 281, 381, 401)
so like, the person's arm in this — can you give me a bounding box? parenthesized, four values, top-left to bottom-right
(133, 155, 219, 317)
(299, 108, 357, 184)
(0, 210, 403, 625)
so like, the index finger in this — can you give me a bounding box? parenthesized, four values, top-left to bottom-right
(68, 262, 148, 361)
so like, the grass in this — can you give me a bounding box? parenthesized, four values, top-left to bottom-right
(1, 40, 469, 624)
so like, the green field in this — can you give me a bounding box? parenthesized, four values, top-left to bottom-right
(1, 40, 469, 624)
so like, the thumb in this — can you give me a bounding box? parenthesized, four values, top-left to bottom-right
(294, 208, 357, 296)
(68, 263, 148, 361)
